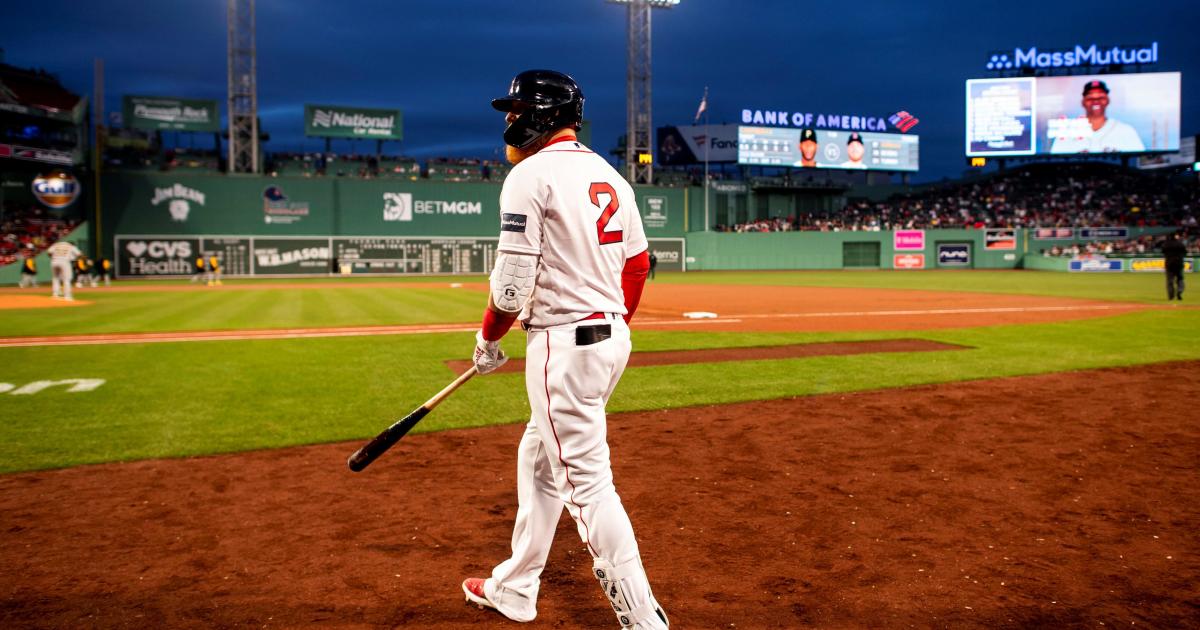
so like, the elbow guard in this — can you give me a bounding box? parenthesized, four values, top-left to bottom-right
(490, 252, 537, 313)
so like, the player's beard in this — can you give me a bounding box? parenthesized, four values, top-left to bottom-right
(505, 133, 557, 165)
(505, 141, 542, 165)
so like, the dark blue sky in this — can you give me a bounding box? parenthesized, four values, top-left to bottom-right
(3, 0, 1197, 181)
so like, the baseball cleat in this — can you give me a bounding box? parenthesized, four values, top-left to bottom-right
(462, 577, 497, 611)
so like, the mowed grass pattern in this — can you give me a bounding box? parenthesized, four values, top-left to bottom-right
(0, 271, 1196, 473)
(0, 285, 485, 336)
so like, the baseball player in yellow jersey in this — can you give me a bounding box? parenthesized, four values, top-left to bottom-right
(206, 254, 222, 286)
(74, 256, 88, 288)
(191, 254, 206, 283)
(18, 252, 38, 288)
(98, 258, 112, 286)
(46, 240, 81, 300)
(461, 70, 666, 630)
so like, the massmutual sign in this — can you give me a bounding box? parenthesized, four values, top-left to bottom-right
(304, 104, 403, 140)
(986, 42, 1159, 71)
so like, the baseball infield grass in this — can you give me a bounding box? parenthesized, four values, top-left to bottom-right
(1, 270, 1197, 473)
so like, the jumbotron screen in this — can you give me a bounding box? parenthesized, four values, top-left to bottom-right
(737, 126, 920, 171)
(966, 71, 1181, 156)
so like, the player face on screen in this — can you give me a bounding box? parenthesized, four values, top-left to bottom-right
(799, 139, 818, 165)
(846, 139, 865, 163)
(1082, 88, 1109, 129)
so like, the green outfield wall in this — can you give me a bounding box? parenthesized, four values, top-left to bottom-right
(100, 172, 688, 251)
(0, 172, 1162, 280)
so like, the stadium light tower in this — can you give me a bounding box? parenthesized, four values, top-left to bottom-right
(227, 0, 259, 173)
(608, 0, 680, 185)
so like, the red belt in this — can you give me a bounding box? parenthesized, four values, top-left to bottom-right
(580, 312, 607, 321)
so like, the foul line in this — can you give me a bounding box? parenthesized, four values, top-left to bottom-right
(0, 304, 1140, 347)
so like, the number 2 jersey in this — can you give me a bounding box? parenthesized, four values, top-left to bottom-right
(497, 137, 648, 328)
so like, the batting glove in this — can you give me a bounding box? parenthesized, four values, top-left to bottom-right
(473, 330, 509, 375)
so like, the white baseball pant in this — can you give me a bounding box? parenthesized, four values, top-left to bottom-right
(483, 314, 663, 626)
(51, 261, 73, 300)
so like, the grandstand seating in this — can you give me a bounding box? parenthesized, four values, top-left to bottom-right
(427, 158, 485, 182)
(0, 203, 81, 266)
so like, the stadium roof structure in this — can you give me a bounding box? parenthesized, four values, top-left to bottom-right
(0, 63, 85, 123)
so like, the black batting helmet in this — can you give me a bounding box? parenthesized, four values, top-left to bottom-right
(492, 70, 584, 149)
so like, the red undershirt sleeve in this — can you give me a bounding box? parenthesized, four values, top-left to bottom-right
(621, 249, 650, 324)
(481, 308, 518, 342)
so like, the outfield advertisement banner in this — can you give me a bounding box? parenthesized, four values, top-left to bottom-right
(1127, 257, 1195, 273)
(116, 236, 688, 277)
(1079, 227, 1129, 239)
(893, 253, 925, 269)
(305, 104, 403, 140)
(985, 228, 1017, 250)
(1069, 257, 1124, 272)
(893, 230, 925, 250)
(937, 243, 971, 267)
(123, 96, 220, 132)
(253, 238, 333, 275)
(1033, 227, 1074, 240)
(117, 237, 202, 277)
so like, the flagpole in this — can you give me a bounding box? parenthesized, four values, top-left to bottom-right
(702, 87, 709, 232)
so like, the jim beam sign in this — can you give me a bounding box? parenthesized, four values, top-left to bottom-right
(305, 104, 403, 140)
(151, 183, 207, 222)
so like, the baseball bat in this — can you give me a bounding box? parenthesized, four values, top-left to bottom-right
(347, 365, 479, 472)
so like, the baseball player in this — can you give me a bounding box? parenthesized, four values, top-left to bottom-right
(840, 132, 868, 169)
(206, 253, 222, 286)
(18, 252, 38, 288)
(794, 127, 819, 168)
(191, 254, 206, 283)
(98, 258, 113, 286)
(1051, 80, 1146, 154)
(46, 240, 81, 300)
(461, 69, 667, 629)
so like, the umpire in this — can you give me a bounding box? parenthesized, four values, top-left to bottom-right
(1162, 232, 1187, 301)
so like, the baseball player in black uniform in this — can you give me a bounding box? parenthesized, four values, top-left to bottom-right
(1162, 233, 1187, 301)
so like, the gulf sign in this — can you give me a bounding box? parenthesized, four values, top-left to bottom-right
(893, 230, 925, 250)
(31, 171, 80, 208)
(893, 253, 925, 269)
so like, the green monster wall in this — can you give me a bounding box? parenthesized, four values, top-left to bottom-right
(90, 173, 1178, 275)
(101, 172, 688, 249)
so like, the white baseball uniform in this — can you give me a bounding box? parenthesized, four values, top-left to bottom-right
(1051, 117, 1145, 153)
(47, 241, 81, 300)
(480, 136, 664, 627)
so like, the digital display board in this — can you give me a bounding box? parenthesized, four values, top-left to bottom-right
(966, 72, 1181, 156)
(737, 126, 919, 171)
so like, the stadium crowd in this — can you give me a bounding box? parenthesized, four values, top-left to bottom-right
(720, 164, 1200, 233)
(1039, 233, 1200, 257)
(0, 204, 81, 266)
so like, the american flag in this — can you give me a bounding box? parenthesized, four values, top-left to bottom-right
(694, 87, 708, 123)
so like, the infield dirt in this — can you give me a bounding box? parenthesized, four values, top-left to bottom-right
(2, 361, 1197, 628)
